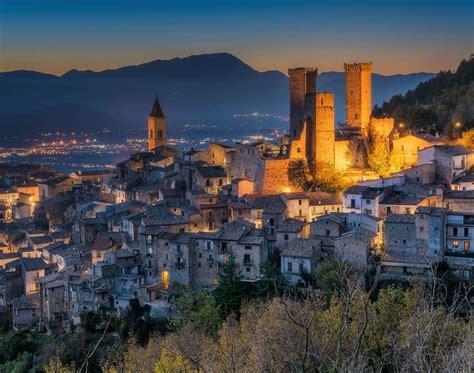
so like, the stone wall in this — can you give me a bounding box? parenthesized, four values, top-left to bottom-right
(369, 117, 394, 143)
(254, 158, 291, 194)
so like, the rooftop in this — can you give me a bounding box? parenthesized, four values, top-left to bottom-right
(282, 238, 321, 258)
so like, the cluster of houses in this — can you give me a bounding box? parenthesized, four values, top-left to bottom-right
(0, 131, 473, 330)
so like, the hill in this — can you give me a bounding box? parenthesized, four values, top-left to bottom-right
(372, 54, 474, 135)
(0, 53, 433, 137)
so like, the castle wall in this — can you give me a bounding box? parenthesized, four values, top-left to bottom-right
(344, 63, 372, 135)
(369, 117, 395, 143)
(254, 158, 291, 194)
(229, 143, 261, 180)
(335, 140, 351, 172)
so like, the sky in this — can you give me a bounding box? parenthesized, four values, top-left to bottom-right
(0, 0, 472, 75)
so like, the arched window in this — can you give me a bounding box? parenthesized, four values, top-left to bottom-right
(150, 129, 154, 138)
(158, 130, 163, 139)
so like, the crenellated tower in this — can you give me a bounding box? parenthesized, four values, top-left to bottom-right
(344, 62, 372, 136)
(147, 98, 167, 152)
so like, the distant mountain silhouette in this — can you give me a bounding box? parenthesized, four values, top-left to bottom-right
(0, 53, 433, 136)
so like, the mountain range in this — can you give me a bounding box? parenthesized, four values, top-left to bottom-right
(0, 53, 434, 136)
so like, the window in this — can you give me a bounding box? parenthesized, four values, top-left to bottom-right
(221, 242, 227, 251)
(453, 227, 458, 237)
(245, 245, 251, 250)
(287, 262, 293, 272)
(405, 208, 411, 214)
(350, 199, 356, 209)
(402, 239, 407, 244)
(269, 218, 275, 226)
(299, 262, 304, 273)
(158, 130, 163, 139)
(298, 199, 302, 205)
(453, 240, 459, 249)
(464, 241, 470, 251)
(244, 254, 251, 265)
(464, 228, 469, 237)
(206, 241, 211, 250)
(366, 199, 371, 205)
(284, 234, 289, 241)
(387, 207, 392, 214)
(420, 227, 424, 233)
(326, 229, 330, 236)
(246, 267, 250, 272)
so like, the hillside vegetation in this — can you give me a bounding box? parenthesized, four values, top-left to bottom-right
(373, 54, 474, 136)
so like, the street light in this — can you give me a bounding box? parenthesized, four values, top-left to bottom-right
(398, 122, 405, 129)
(455, 121, 462, 128)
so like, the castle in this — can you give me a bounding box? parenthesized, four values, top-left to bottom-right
(142, 63, 397, 194)
(288, 62, 395, 176)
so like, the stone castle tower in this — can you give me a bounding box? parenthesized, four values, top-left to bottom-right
(344, 62, 372, 136)
(288, 67, 335, 169)
(147, 98, 166, 152)
(289, 67, 317, 143)
(314, 93, 335, 167)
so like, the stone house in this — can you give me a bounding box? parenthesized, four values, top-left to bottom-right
(276, 218, 308, 254)
(281, 192, 310, 222)
(12, 294, 40, 329)
(280, 238, 322, 286)
(392, 133, 442, 169)
(418, 145, 474, 184)
(207, 143, 235, 167)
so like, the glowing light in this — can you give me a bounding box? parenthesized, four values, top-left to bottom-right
(398, 122, 405, 129)
(283, 186, 291, 193)
(455, 122, 462, 128)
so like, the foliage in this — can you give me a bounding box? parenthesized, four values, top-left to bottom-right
(288, 157, 312, 190)
(0, 352, 33, 373)
(373, 54, 474, 136)
(254, 261, 286, 297)
(0, 329, 37, 364)
(214, 255, 248, 315)
(44, 356, 76, 373)
(174, 291, 222, 337)
(116, 298, 161, 346)
(459, 128, 474, 150)
(107, 276, 471, 372)
(312, 160, 346, 191)
(367, 141, 391, 176)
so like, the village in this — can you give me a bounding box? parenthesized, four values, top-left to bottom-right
(0, 61, 473, 331)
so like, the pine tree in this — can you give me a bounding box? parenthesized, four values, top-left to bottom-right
(214, 255, 247, 315)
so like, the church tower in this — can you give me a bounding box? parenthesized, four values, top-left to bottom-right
(147, 98, 166, 152)
(344, 62, 372, 136)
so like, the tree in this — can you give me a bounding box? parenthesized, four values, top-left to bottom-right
(459, 128, 474, 150)
(288, 158, 312, 191)
(214, 255, 248, 315)
(368, 141, 391, 177)
(174, 291, 222, 337)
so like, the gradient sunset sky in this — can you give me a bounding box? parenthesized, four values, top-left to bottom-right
(0, 0, 472, 75)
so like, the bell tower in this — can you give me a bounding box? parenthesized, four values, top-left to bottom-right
(147, 98, 166, 152)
